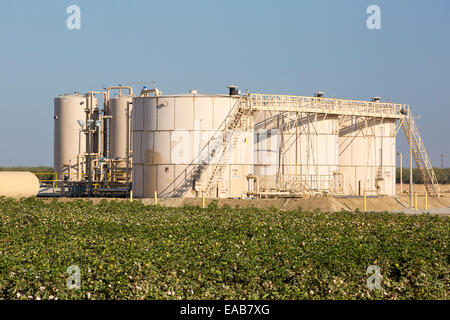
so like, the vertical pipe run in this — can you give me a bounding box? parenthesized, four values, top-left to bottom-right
(86, 96, 92, 195)
(202, 192, 205, 209)
(154, 191, 158, 205)
(397, 152, 402, 194)
(363, 192, 367, 211)
(425, 192, 428, 211)
(126, 101, 131, 187)
(400, 153, 402, 194)
(414, 193, 418, 210)
(103, 115, 108, 157)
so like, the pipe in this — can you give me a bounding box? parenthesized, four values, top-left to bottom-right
(106, 86, 134, 100)
(246, 174, 260, 193)
(248, 191, 295, 196)
(414, 193, 417, 210)
(83, 92, 105, 192)
(103, 116, 108, 157)
(87, 91, 106, 116)
(90, 98, 108, 159)
(126, 101, 132, 187)
(333, 171, 345, 194)
(87, 91, 107, 158)
(140, 87, 162, 97)
(202, 192, 205, 208)
(85, 100, 92, 194)
(102, 94, 110, 158)
(397, 152, 402, 194)
(364, 192, 367, 211)
(88, 91, 106, 105)
(77, 129, 82, 182)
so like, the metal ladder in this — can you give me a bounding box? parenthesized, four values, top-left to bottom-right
(160, 97, 252, 198)
(402, 112, 440, 196)
(204, 99, 253, 197)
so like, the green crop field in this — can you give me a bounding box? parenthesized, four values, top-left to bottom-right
(0, 197, 448, 300)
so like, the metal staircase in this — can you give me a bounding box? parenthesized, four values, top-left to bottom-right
(402, 111, 440, 196)
(160, 97, 252, 198)
(204, 99, 253, 197)
(161, 92, 439, 199)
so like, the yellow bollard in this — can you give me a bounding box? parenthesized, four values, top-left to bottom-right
(202, 192, 205, 209)
(130, 190, 133, 202)
(154, 191, 158, 205)
(414, 193, 417, 210)
(363, 192, 367, 211)
(425, 192, 428, 211)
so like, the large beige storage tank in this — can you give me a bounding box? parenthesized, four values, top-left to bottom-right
(54, 94, 87, 180)
(338, 117, 396, 196)
(109, 96, 133, 160)
(253, 111, 339, 194)
(132, 92, 253, 198)
(0, 172, 40, 198)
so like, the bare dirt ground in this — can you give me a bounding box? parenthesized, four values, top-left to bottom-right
(396, 183, 450, 196)
(39, 185, 450, 216)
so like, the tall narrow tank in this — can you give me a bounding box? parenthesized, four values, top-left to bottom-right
(109, 96, 133, 160)
(54, 94, 87, 179)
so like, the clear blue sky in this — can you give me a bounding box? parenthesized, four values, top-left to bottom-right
(0, 0, 449, 167)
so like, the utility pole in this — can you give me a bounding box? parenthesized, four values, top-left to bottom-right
(397, 152, 402, 194)
(409, 110, 413, 208)
(441, 154, 444, 184)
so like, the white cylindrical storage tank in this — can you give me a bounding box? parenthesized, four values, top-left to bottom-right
(0, 172, 40, 198)
(253, 111, 339, 194)
(132, 92, 253, 198)
(54, 94, 87, 180)
(109, 96, 133, 160)
(338, 117, 396, 196)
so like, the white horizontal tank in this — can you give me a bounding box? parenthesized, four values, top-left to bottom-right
(0, 172, 40, 198)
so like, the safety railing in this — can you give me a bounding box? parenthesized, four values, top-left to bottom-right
(33, 172, 58, 184)
(248, 93, 407, 119)
(33, 172, 128, 185)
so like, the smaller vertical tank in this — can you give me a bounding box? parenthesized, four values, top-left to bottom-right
(54, 93, 87, 179)
(109, 96, 133, 161)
